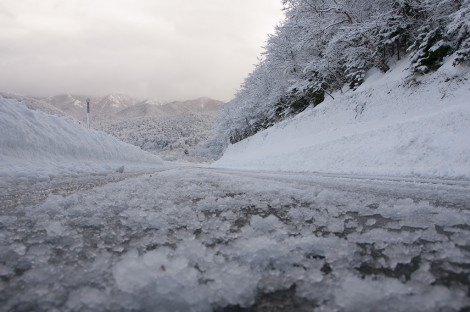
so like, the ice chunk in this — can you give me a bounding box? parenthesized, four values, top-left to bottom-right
(250, 215, 283, 233)
(45, 221, 66, 237)
(113, 249, 195, 293)
(65, 287, 109, 311)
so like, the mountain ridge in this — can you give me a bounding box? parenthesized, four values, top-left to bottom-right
(114, 97, 223, 120)
(0, 92, 224, 121)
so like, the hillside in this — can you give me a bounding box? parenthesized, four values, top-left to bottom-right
(208, 0, 470, 179)
(211, 0, 469, 157)
(91, 97, 222, 161)
(213, 56, 470, 179)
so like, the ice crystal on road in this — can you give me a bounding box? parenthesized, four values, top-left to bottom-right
(1, 168, 469, 311)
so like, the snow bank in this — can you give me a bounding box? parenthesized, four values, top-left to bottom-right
(213, 57, 470, 179)
(0, 98, 163, 184)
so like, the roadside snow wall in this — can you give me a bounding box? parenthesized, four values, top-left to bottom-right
(0, 98, 163, 183)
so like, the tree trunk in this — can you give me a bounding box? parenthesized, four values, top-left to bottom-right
(397, 40, 401, 61)
(377, 60, 390, 73)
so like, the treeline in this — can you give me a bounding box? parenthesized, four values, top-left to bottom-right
(210, 0, 468, 152)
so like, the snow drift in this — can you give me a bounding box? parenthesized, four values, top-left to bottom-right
(213, 58, 470, 179)
(0, 98, 163, 184)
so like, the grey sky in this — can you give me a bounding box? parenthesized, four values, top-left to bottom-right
(0, 0, 283, 102)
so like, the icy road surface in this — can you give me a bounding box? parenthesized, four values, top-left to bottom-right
(1, 167, 469, 312)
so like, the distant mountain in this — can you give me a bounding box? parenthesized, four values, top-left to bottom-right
(43, 93, 138, 121)
(94, 94, 139, 117)
(2, 92, 224, 122)
(113, 97, 223, 120)
(166, 97, 222, 112)
(44, 94, 89, 120)
(113, 103, 167, 119)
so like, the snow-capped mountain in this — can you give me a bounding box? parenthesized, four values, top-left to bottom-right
(15, 93, 223, 121)
(44, 94, 89, 120)
(94, 94, 139, 117)
(41, 93, 139, 121)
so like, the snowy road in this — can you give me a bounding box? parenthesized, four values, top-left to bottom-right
(1, 166, 469, 311)
(0, 167, 180, 210)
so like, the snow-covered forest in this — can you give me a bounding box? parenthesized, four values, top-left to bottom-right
(211, 0, 469, 153)
(96, 113, 217, 162)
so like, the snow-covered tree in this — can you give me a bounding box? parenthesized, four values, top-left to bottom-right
(208, 0, 469, 156)
(447, 0, 470, 65)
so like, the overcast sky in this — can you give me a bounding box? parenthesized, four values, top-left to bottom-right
(0, 0, 284, 102)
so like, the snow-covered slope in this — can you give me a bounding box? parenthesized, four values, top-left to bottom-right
(213, 57, 470, 179)
(0, 98, 164, 185)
